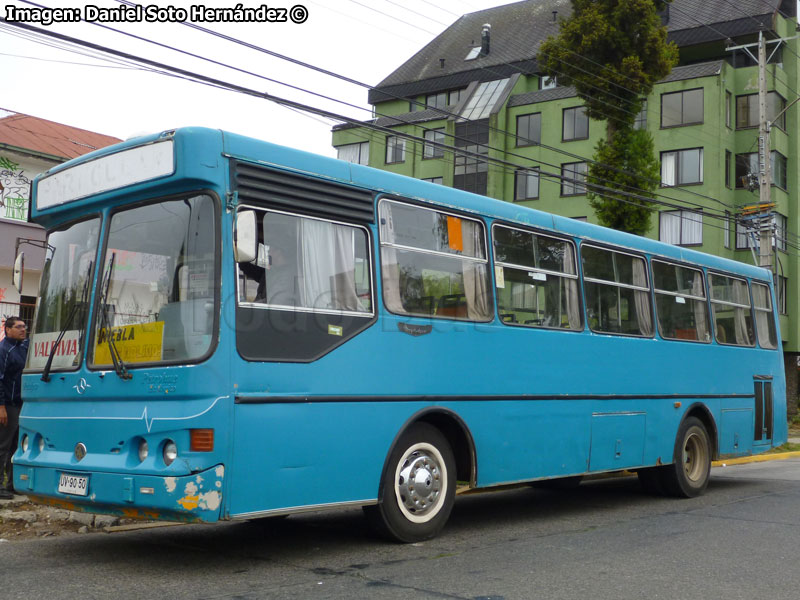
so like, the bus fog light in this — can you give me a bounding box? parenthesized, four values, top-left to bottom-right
(138, 439, 149, 462)
(163, 440, 178, 466)
(21, 435, 28, 452)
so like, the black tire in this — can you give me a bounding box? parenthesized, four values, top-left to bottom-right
(660, 416, 712, 498)
(637, 467, 666, 495)
(365, 423, 456, 543)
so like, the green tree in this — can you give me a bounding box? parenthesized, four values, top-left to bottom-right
(538, 0, 678, 235)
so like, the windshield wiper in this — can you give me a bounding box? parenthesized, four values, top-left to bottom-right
(41, 260, 93, 383)
(99, 252, 131, 380)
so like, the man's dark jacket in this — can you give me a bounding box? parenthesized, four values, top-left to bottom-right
(0, 337, 28, 407)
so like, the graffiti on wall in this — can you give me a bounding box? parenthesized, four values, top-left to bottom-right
(0, 156, 31, 221)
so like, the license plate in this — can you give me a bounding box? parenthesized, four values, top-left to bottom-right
(58, 473, 88, 496)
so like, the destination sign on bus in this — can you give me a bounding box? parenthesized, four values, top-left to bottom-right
(36, 140, 174, 210)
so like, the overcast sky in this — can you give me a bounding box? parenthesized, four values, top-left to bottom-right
(0, 0, 513, 158)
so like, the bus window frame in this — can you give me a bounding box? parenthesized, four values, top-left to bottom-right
(707, 270, 756, 348)
(377, 196, 493, 323)
(234, 205, 377, 319)
(491, 221, 584, 332)
(86, 190, 222, 372)
(579, 241, 655, 338)
(650, 258, 712, 345)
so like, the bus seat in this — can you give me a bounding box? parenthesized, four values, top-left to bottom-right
(437, 294, 467, 318)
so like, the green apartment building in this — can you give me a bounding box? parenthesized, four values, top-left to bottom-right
(332, 0, 800, 410)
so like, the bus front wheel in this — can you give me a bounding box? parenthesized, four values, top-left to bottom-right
(661, 416, 712, 498)
(366, 423, 456, 543)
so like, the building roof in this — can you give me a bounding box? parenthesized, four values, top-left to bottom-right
(369, 0, 788, 103)
(0, 112, 121, 160)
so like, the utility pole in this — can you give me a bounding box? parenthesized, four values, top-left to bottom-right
(727, 31, 799, 273)
(757, 29, 772, 271)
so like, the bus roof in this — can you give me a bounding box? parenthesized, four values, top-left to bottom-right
(33, 127, 772, 283)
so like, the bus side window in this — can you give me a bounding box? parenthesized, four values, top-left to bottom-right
(581, 245, 653, 337)
(379, 199, 492, 322)
(709, 273, 754, 346)
(492, 224, 582, 331)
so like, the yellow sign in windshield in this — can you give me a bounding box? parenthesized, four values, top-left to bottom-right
(94, 321, 164, 364)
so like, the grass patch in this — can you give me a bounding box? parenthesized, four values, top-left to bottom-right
(766, 442, 800, 454)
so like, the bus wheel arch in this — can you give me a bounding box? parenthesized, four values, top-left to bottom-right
(366, 409, 475, 542)
(683, 403, 719, 461)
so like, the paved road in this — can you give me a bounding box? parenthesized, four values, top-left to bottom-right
(3, 460, 800, 600)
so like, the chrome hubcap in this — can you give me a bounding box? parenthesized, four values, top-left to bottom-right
(395, 444, 445, 522)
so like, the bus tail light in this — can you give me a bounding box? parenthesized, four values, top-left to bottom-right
(190, 429, 214, 452)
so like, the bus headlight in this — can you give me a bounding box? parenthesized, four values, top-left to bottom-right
(163, 440, 178, 466)
(138, 439, 149, 462)
(38, 436, 45, 453)
(21, 435, 28, 452)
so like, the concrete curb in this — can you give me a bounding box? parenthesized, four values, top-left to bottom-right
(712, 450, 800, 467)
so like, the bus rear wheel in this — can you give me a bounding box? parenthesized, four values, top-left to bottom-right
(660, 416, 711, 498)
(366, 423, 456, 543)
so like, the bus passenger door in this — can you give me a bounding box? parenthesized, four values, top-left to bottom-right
(754, 377, 773, 446)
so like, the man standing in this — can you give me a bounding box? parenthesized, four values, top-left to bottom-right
(0, 316, 28, 499)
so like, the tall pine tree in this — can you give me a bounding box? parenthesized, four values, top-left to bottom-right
(538, 0, 678, 235)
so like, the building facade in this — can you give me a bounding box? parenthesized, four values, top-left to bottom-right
(331, 0, 800, 412)
(0, 111, 120, 338)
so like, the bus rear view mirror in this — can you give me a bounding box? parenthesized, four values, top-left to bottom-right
(235, 210, 257, 263)
(12, 252, 24, 293)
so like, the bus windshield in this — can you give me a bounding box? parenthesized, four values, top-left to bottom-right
(27, 218, 100, 371)
(90, 194, 218, 367)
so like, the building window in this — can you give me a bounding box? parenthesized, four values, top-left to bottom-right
(449, 89, 466, 105)
(561, 162, 587, 196)
(777, 276, 788, 315)
(562, 106, 589, 141)
(426, 92, 447, 110)
(661, 88, 703, 127)
(724, 211, 731, 249)
(423, 128, 445, 159)
(773, 152, 787, 189)
(572, 216, 588, 222)
(385, 135, 406, 164)
(453, 120, 489, 195)
(725, 91, 732, 128)
(773, 213, 787, 252)
(516, 113, 541, 146)
(736, 92, 785, 130)
(514, 169, 540, 200)
(540, 75, 557, 90)
(422, 176, 443, 184)
(661, 148, 703, 186)
(659, 210, 703, 246)
(735, 151, 787, 190)
(634, 100, 647, 130)
(336, 141, 369, 165)
(725, 150, 731, 188)
(736, 219, 753, 249)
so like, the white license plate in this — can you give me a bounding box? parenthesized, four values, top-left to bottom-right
(58, 473, 88, 496)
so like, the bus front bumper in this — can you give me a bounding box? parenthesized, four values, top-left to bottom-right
(13, 464, 225, 523)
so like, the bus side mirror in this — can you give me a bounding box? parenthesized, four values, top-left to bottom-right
(12, 252, 24, 293)
(235, 211, 257, 263)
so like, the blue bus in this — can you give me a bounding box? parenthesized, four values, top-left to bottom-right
(12, 128, 786, 542)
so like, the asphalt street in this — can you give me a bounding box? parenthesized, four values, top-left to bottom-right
(2, 459, 800, 600)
